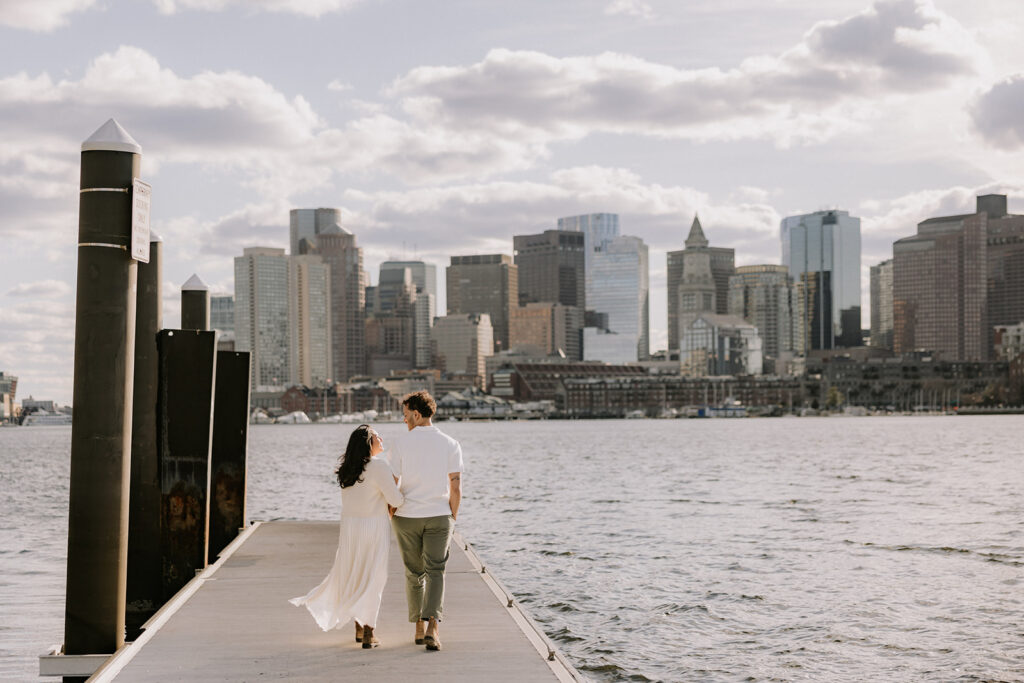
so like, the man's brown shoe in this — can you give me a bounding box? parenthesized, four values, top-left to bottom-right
(355, 622, 363, 643)
(423, 617, 441, 651)
(414, 620, 426, 645)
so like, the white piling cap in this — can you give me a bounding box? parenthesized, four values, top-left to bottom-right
(181, 273, 209, 291)
(82, 118, 142, 154)
(150, 230, 163, 243)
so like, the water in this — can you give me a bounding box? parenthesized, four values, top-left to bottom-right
(2, 417, 1023, 682)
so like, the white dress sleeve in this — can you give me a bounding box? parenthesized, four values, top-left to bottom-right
(370, 459, 404, 508)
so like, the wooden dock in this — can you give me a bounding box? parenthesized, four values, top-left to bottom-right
(88, 521, 580, 682)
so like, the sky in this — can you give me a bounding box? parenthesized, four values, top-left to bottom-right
(2, 0, 1024, 404)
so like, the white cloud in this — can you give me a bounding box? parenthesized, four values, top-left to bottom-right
(389, 0, 981, 147)
(604, 0, 654, 20)
(152, 0, 365, 16)
(971, 75, 1024, 149)
(0, 0, 97, 31)
(6, 279, 71, 298)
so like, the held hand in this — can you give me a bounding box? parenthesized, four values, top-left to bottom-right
(388, 505, 396, 518)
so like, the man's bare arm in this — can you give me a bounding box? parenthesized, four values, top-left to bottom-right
(448, 472, 461, 520)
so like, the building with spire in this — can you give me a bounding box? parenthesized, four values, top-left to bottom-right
(666, 216, 735, 351)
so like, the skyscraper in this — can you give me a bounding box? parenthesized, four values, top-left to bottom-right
(290, 208, 342, 256)
(666, 216, 735, 351)
(781, 209, 862, 349)
(289, 255, 332, 387)
(893, 194, 1024, 360)
(235, 247, 292, 392)
(557, 213, 619, 305)
(380, 260, 438, 299)
(365, 265, 417, 376)
(869, 259, 894, 350)
(314, 223, 366, 382)
(446, 254, 518, 352)
(514, 230, 585, 360)
(727, 264, 793, 361)
(210, 295, 234, 333)
(584, 236, 649, 363)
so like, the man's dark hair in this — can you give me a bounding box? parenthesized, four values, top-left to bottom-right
(403, 390, 436, 418)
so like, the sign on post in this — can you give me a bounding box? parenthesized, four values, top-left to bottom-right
(131, 178, 152, 263)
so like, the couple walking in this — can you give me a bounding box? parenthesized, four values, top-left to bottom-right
(290, 391, 463, 651)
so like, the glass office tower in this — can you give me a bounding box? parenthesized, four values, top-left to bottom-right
(781, 209, 862, 349)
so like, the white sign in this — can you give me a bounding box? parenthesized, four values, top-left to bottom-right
(131, 178, 152, 263)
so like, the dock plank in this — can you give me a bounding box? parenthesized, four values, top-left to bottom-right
(98, 521, 571, 682)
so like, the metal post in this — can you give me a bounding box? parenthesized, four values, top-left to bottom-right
(181, 274, 210, 331)
(126, 232, 162, 641)
(64, 119, 141, 661)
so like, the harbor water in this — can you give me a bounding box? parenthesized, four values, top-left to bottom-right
(1, 417, 1022, 682)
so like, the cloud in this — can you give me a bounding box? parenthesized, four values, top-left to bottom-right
(0, 0, 97, 31)
(604, 0, 654, 20)
(6, 280, 71, 298)
(151, 0, 365, 15)
(971, 75, 1024, 149)
(389, 0, 980, 147)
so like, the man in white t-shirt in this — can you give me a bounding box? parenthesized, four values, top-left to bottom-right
(388, 390, 463, 651)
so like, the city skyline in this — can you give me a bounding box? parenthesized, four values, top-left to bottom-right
(3, 0, 1024, 402)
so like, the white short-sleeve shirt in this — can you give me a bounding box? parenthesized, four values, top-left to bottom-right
(388, 425, 464, 519)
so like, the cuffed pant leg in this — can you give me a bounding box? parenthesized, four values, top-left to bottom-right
(421, 515, 454, 622)
(392, 515, 426, 623)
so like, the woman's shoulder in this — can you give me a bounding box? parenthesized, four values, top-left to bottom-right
(367, 457, 393, 474)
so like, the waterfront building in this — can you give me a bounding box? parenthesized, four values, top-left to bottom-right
(727, 264, 793, 361)
(446, 254, 518, 352)
(994, 322, 1024, 361)
(680, 313, 763, 376)
(807, 354, 1010, 410)
(0, 371, 16, 423)
(781, 209, 862, 349)
(557, 213, 619, 304)
(666, 216, 735, 351)
(210, 295, 234, 333)
(413, 291, 435, 369)
(584, 235, 650, 363)
(870, 259, 894, 350)
(560, 375, 807, 417)
(289, 255, 332, 387)
(235, 247, 292, 392)
(431, 313, 494, 389)
(893, 194, 1024, 360)
(312, 223, 366, 381)
(488, 360, 646, 402)
(290, 208, 342, 256)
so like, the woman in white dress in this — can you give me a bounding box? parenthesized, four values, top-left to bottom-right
(290, 424, 404, 648)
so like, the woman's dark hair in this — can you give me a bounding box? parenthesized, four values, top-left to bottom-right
(402, 390, 436, 418)
(336, 424, 374, 488)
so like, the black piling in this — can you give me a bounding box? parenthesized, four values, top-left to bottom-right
(208, 351, 251, 563)
(156, 329, 218, 601)
(126, 232, 162, 641)
(64, 119, 142, 666)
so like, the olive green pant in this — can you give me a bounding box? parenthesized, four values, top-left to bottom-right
(391, 514, 454, 622)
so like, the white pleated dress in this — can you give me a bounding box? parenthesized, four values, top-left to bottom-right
(290, 456, 404, 630)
